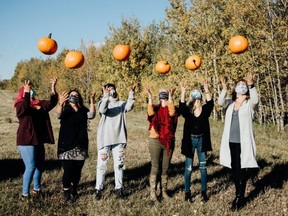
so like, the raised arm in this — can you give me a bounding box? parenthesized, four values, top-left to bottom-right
(87, 92, 96, 119)
(217, 76, 231, 108)
(125, 83, 136, 112)
(168, 87, 176, 116)
(56, 91, 69, 118)
(203, 78, 212, 101)
(146, 87, 154, 116)
(246, 73, 259, 110)
(98, 86, 110, 114)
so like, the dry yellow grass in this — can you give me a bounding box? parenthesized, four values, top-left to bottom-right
(0, 90, 287, 216)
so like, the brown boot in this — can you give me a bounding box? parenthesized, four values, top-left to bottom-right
(149, 175, 158, 201)
(161, 175, 170, 199)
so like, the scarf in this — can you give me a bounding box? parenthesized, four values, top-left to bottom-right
(14, 87, 41, 108)
(148, 105, 178, 155)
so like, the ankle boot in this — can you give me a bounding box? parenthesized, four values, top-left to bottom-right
(70, 184, 78, 201)
(184, 191, 191, 201)
(161, 175, 170, 199)
(149, 175, 158, 201)
(231, 178, 247, 210)
(63, 189, 70, 202)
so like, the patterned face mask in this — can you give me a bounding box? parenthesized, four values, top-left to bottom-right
(109, 89, 117, 98)
(69, 95, 79, 104)
(158, 91, 168, 100)
(190, 90, 202, 100)
(235, 84, 248, 95)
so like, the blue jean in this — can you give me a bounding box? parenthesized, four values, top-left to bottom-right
(184, 136, 207, 193)
(18, 144, 45, 196)
(95, 143, 126, 190)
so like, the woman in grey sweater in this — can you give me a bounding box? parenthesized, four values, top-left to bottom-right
(95, 83, 136, 200)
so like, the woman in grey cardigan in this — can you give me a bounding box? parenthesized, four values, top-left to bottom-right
(218, 73, 259, 210)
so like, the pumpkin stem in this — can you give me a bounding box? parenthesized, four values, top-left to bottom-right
(193, 59, 197, 65)
(48, 33, 52, 38)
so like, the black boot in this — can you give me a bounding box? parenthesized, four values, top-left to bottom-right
(235, 178, 246, 210)
(63, 189, 71, 202)
(231, 174, 247, 210)
(184, 191, 191, 202)
(201, 191, 209, 202)
(70, 184, 78, 201)
(231, 179, 240, 209)
(115, 188, 127, 200)
(95, 189, 102, 200)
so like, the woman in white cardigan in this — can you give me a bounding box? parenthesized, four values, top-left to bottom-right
(218, 73, 259, 210)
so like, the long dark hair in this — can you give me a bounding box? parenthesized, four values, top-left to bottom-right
(232, 79, 250, 101)
(63, 89, 85, 110)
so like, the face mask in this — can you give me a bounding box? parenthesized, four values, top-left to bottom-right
(190, 90, 202, 100)
(235, 84, 248, 95)
(109, 89, 117, 98)
(159, 92, 168, 100)
(30, 89, 36, 98)
(69, 95, 79, 104)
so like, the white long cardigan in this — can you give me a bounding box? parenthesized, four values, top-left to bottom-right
(218, 88, 259, 169)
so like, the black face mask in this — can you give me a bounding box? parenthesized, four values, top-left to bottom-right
(159, 92, 168, 100)
(69, 95, 79, 104)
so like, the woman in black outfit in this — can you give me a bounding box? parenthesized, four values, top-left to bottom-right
(56, 89, 96, 202)
(179, 79, 214, 202)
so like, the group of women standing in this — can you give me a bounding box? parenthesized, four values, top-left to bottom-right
(14, 72, 258, 211)
(145, 72, 258, 211)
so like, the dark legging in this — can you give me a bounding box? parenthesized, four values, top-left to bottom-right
(62, 160, 85, 189)
(148, 138, 173, 176)
(229, 143, 246, 188)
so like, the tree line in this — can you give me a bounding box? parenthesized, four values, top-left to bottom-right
(2, 0, 287, 130)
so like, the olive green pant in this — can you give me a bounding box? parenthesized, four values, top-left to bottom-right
(148, 138, 173, 176)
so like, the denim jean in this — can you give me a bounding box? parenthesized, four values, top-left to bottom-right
(95, 143, 126, 190)
(184, 136, 207, 193)
(148, 138, 173, 176)
(18, 144, 45, 196)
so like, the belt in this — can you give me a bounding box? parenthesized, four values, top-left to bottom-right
(191, 134, 203, 138)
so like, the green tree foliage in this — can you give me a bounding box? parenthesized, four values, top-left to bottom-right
(7, 0, 287, 129)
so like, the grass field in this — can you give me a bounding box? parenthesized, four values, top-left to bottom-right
(0, 90, 287, 216)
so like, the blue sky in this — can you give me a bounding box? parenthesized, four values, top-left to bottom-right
(0, 0, 170, 80)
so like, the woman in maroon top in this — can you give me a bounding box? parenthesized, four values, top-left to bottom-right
(14, 78, 58, 198)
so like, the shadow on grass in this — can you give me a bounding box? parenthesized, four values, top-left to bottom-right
(0, 159, 61, 182)
(246, 161, 288, 203)
(79, 156, 287, 201)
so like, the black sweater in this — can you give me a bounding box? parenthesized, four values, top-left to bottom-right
(179, 100, 214, 158)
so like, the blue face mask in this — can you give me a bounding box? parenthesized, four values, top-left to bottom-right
(190, 90, 202, 100)
(30, 89, 36, 98)
(69, 95, 79, 104)
(235, 84, 248, 95)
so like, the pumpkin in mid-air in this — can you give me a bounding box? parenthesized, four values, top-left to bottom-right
(155, 61, 171, 74)
(112, 44, 131, 61)
(38, 33, 58, 55)
(64, 51, 84, 69)
(185, 55, 202, 70)
(229, 35, 249, 54)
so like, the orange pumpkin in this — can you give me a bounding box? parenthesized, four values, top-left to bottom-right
(112, 45, 131, 61)
(185, 55, 202, 70)
(64, 51, 85, 69)
(38, 33, 58, 55)
(229, 35, 249, 54)
(155, 61, 171, 74)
